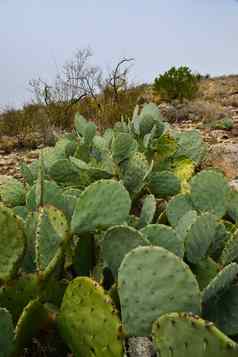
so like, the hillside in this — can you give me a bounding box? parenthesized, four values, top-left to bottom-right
(1, 74, 238, 180)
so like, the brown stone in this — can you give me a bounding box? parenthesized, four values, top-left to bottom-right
(204, 143, 238, 179)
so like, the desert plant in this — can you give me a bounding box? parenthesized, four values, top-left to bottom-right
(153, 65, 200, 102)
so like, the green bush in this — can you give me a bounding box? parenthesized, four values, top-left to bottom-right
(153, 66, 200, 102)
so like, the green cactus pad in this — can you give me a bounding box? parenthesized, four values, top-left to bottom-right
(152, 312, 238, 357)
(74, 112, 88, 136)
(84, 122, 97, 144)
(48, 159, 81, 185)
(166, 193, 194, 227)
(58, 277, 124, 357)
(0, 175, 26, 207)
(26, 180, 73, 221)
(174, 129, 207, 164)
(203, 283, 238, 336)
(13, 206, 29, 221)
(15, 299, 50, 354)
(209, 222, 230, 261)
(148, 171, 181, 198)
(20, 162, 35, 186)
(73, 234, 95, 276)
(155, 133, 177, 161)
(112, 132, 137, 164)
(185, 213, 218, 264)
(202, 264, 238, 334)
(102, 225, 149, 277)
(71, 180, 131, 234)
(0, 205, 26, 282)
(0, 308, 15, 357)
(118, 246, 201, 336)
(141, 224, 184, 258)
(176, 210, 198, 242)
(137, 194, 156, 229)
(203, 263, 238, 304)
(227, 191, 238, 223)
(70, 156, 113, 181)
(22, 212, 38, 273)
(190, 170, 230, 219)
(220, 229, 238, 266)
(119, 152, 150, 196)
(35, 205, 69, 272)
(191, 257, 219, 290)
(0, 273, 39, 324)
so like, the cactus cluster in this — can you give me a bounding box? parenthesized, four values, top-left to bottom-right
(1, 103, 238, 356)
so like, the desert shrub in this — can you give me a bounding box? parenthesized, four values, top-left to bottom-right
(153, 66, 200, 102)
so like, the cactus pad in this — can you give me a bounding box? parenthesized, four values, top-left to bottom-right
(220, 229, 238, 265)
(174, 129, 207, 164)
(137, 194, 156, 229)
(202, 263, 238, 304)
(118, 246, 201, 336)
(190, 170, 230, 219)
(71, 180, 131, 234)
(0, 308, 15, 357)
(102, 225, 149, 277)
(15, 299, 50, 354)
(35, 205, 69, 272)
(0, 175, 25, 207)
(0, 273, 39, 324)
(0, 205, 26, 282)
(58, 277, 124, 357)
(152, 312, 238, 356)
(141, 224, 184, 257)
(176, 210, 198, 242)
(204, 240, 238, 336)
(112, 132, 137, 163)
(185, 213, 217, 264)
(166, 193, 194, 227)
(148, 171, 181, 198)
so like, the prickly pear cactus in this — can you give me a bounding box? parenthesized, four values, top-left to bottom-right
(176, 210, 198, 242)
(119, 152, 151, 196)
(220, 229, 238, 265)
(0, 273, 39, 323)
(185, 212, 218, 264)
(35, 205, 69, 272)
(0, 308, 15, 357)
(58, 277, 124, 357)
(71, 180, 131, 234)
(190, 170, 230, 219)
(202, 263, 238, 335)
(102, 225, 149, 277)
(112, 132, 137, 164)
(0, 175, 26, 207)
(137, 194, 156, 229)
(0, 205, 26, 282)
(148, 170, 181, 198)
(173, 129, 207, 164)
(14, 299, 50, 354)
(141, 224, 184, 258)
(166, 193, 194, 227)
(118, 246, 201, 336)
(152, 312, 238, 357)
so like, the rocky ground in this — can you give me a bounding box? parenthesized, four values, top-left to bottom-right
(1, 75, 238, 181)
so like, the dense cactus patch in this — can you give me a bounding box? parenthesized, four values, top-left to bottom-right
(0, 103, 238, 356)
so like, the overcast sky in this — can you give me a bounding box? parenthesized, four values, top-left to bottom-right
(0, 0, 237, 109)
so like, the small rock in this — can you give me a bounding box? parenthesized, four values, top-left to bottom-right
(127, 337, 156, 357)
(204, 143, 238, 179)
(229, 179, 238, 192)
